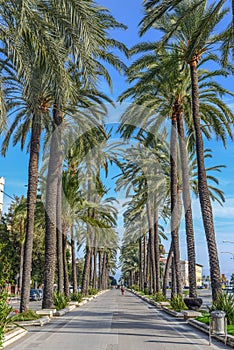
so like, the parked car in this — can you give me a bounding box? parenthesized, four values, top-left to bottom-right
(37, 289, 43, 299)
(30, 289, 41, 301)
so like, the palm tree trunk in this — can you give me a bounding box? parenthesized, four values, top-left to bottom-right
(20, 115, 41, 313)
(71, 225, 78, 293)
(143, 233, 147, 291)
(190, 61, 221, 301)
(145, 236, 150, 292)
(98, 249, 102, 289)
(101, 250, 109, 289)
(176, 107, 197, 298)
(93, 246, 97, 290)
(104, 253, 109, 289)
(18, 218, 25, 295)
(146, 199, 156, 293)
(82, 244, 91, 295)
(154, 204, 161, 292)
(19, 241, 24, 295)
(170, 115, 182, 296)
(162, 242, 173, 296)
(139, 237, 143, 291)
(89, 247, 93, 288)
(171, 256, 176, 299)
(56, 174, 63, 294)
(101, 251, 106, 290)
(43, 106, 63, 309)
(63, 228, 70, 297)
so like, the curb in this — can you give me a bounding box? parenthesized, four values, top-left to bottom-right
(2, 327, 28, 349)
(54, 305, 76, 316)
(16, 316, 51, 327)
(161, 306, 184, 318)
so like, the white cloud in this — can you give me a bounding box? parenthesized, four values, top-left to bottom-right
(213, 197, 234, 218)
(191, 196, 234, 220)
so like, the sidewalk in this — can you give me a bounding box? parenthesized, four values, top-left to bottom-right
(4, 289, 231, 350)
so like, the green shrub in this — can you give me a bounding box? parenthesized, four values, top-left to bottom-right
(153, 292, 167, 302)
(138, 291, 145, 296)
(195, 313, 210, 324)
(170, 295, 187, 311)
(88, 288, 98, 296)
(70, 292, 83, 302)
(227, 325, 234, 336)
(144, 288, 150, 295)
(53, 292, 69, 311)
(131, 285, 140, 292)
(0, 292, 17, 347)
(209, 291, 234, 325)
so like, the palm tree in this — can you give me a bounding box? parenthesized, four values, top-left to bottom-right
(140, 0, 233, 52)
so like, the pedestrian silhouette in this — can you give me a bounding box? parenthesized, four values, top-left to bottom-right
(121, 285, 125, 296)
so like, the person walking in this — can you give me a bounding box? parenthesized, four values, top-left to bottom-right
(121, 284, 125, 296)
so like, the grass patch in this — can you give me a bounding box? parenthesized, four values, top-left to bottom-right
(195, 314, 210, 324)
(227, 325, 234, 336)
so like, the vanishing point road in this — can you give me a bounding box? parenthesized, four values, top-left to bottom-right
(7, 289, 229, 350)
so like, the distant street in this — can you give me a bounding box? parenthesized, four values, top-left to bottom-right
(7, 289, 229, 350)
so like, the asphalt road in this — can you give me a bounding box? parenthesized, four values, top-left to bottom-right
(7, 289, 230, 350)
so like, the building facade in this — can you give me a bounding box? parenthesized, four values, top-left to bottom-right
(160, 257, 203, 287)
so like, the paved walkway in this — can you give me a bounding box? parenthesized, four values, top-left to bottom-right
(7, 289, 230, 350)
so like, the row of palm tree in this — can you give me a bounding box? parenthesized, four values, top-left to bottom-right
(0, 0, 233, 313)
(0, 0, 127, 311)
(118, 0, 233, 301)
(117, 135, 226, 295)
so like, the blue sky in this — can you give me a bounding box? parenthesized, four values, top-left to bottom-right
(0, 0, 234, 280)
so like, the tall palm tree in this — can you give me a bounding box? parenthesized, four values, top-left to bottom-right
(140, 0, 233, 54)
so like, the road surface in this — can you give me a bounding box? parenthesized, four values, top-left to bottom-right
(7, 289, 229, 350)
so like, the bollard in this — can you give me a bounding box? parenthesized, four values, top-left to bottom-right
(209, 310, 227, 345)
